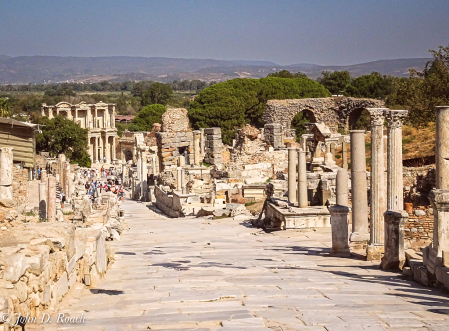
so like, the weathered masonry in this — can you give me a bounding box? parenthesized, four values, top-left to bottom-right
(0, 117, 38, 169)
(41, 102, 118, 164)
(263, 97, 385, 140)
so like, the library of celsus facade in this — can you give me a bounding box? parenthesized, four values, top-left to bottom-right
(41, 101, 118, 164)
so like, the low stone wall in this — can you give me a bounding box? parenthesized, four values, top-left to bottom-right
(405, 210, 434, 243)
(0, 223, 111, 329)
(154, 186, 184, 218)
(12, 166, 29, 214)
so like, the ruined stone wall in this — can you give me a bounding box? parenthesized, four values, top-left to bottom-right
(12, 165, 29, 213)
(154, 186, 184, 218)
(156, 132, 194, 171)
(204, 128, 223, 165)
(162, 108, 190, 132)
(403, 165, 435, 206)
(263, 97, 385, 131)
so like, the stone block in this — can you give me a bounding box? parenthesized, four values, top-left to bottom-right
(68, 270, 77, 289)
(95, 233, 107, 275)
(56, 272, 68, 302)
(14, 281, 28, 303)
(204, 127, 221, 135)
(2, 253, 30, 283)
(67, 254, 76, 274)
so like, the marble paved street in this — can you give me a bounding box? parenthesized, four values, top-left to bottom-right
(42, 199, 449, 330)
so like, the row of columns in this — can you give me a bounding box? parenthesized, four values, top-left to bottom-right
(89, 134, 117, 164)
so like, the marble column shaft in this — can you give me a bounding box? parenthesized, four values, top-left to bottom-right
(47, 176, 56, 222)
(38, 182, 47, 220)
(177, 167, 182, 191)
(63, 161, 70, 195)
(349, 130, 369, 242)
(288, 148, 297, 204)
(429, 190, 449, 260)
(342, 141, 348, 169)
(193, 131, 201, 166)
(367, 108, 387, 259)
(297, 150, 308, 208)
(137, 152, 142, 181)
(436, 106, 449, 189)
(141, 154, 148, 202)
(336, 168, 348, 206)
(385, 109, 408, 210)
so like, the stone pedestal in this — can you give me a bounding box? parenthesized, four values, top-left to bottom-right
(336, 169, 348, 206)
(193, 131, 201, 166)
(288, 148, 297, 204)
(367, 108, 387, 261)
(349, 130, 369, 242)
(381, 210, 407, 270)
(297, 150, 308, 208)
(329, 205, 351, 257)
(181, 169, 186, 194)
(47, 176, 56, 222)
(436, 106, 449, 189)
(0, 147, 13, 205)
(385, 110, 408, 210)
(39, 182, 47, 220)
(324, 143, 335, 165)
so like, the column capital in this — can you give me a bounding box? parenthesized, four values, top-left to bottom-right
(367, 108, 388, 127)
(429, 189, 449, 212)
(384, 110, 408, 129)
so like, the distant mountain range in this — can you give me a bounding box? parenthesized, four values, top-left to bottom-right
(0, 55, 430, 84)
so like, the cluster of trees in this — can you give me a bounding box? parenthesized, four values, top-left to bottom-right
(35, 116, 91, 167)
(189, 77, 331, 144)
(0, 79, 214, 94)
(128, 104, 166, 132)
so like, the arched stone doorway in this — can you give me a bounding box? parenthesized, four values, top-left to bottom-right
(291, 109, 317, 142)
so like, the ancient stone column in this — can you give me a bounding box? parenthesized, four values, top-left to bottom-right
(141, 154, 148, 202)
(297, 150, 308, 208)
(367, 108, 387, 261)
(342, 140, 348, 169)
(47, 175, 56, 222)
(181, 168, 187, 194)
(179, 156, 185, 167)
(288, 148, 297, 204)
(385, 110, 408, 210)
(380, 210, 407, 270)
(152, 156, 158, 175)
(336, 168, 348, 206)
(177, 167, 182, 191)
(137, 151, 141, 180)
(63, 161, 70, 195)
(193, 131, 201, 166)
(200, 128, 205, 156)
(40, 169, 47, 182)
(0, 147, 13, 205)
(324, 142, 334, 165)
(436, 106, 449, 189)
(68, 173, 74, 202)
(428, 190, 449, 265)
(38, 182, 47, 220)
(329, 205, 351, 257)
(349, 130, 369, 242)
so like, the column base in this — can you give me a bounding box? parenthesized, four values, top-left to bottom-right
(366, 244, 384, 261)
(349, 232, 369, 242)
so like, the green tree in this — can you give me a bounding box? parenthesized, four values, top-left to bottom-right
(189, 77, 331, 144)
(345, 72, 395, 99)
(267, 70, 307, 78)
(390, 45, 449, 127)
(317, 71, 351, 95)
(141, 83, 173, 106)
(35, 115, 91, 167)
(0, 98, 10, 117)
(129, 104, 166, 131)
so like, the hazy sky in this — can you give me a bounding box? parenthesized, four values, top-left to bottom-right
(1, 0, 449, 65)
